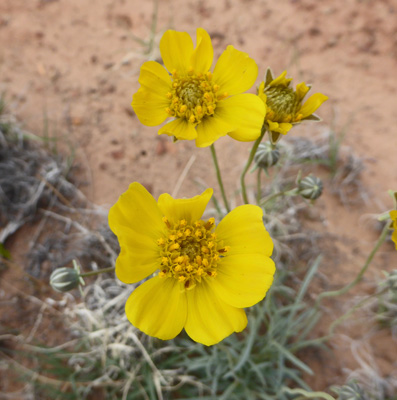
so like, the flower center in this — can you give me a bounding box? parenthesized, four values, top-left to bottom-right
(264, 86, 301, 123)
(157, 216, 230, 290)
(165, 70, 228, 126)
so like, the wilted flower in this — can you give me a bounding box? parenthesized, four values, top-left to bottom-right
(298, 174, 323, 200)
(132, 28, 266, 147)
(109, 183, 275, 346)
(258, 68, 328, 144)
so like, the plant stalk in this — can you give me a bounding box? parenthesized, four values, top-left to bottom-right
(240, 127, 266, 204)
(80, 266, 115, 278)
(315, 221, 390, 307)
(210, 144, 230, 213)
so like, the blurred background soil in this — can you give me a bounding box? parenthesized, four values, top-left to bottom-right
(1, 0, 397, 392)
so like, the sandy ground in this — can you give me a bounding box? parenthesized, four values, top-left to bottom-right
(1, 0, 397, 392)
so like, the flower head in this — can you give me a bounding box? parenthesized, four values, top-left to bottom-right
(109, 183, 275, 346)
(390, 210, 397, 250)
(132, 28, 266, 147)
(258, 68, 328, 144)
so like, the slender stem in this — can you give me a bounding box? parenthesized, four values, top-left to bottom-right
(256, 168, 262, 205)
(148, 0, 159, 54)
(240, 128, 266, 204)
(328, 288, 387, 336)
(210, 144, 230, 213)
(80, 266, 115, 278)
(260, 190, 287, 207)
(260, 188, 300, 208)
(315, 221, 390, 307)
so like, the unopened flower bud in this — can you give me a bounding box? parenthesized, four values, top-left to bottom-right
(384, 270, 397, 294)
(298, 175, 323, 200)
(254, 142, 280, 169)
(50, 267, 83, 293)
(333, 382, 369, 400)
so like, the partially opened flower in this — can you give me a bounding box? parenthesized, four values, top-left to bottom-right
(132, 28, 266, 147)
(109, 183, 275, 346)
(258, 69, 328, 144)
(390, 210, 397, 250)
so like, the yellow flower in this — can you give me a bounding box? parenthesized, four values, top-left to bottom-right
(131, 28, 266, 148)
(258, 69, 328, 144)
(390, 210, 397, 250)
(109, 183, 275, 346)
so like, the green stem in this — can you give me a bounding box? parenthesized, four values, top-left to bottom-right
(315, 221, 390, 307)
(240, 127, 266, 204)
(80, 266, 115, 278)
(256, 168, 262, 205)
(260, 190, 287, 207)
(210, 144, 230, 213)
(148, 0, 159, 54)
(328, 288, 387, 336)
(260, 188, 300, 208)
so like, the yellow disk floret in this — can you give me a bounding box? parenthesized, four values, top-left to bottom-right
(258, 82, 302, 124)
(165, 71, 227, 126)
(157, 217, 229, 290)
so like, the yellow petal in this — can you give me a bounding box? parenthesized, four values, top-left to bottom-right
(215, 94, 265, 142)
(269, 71, 292, 87)
(114, 230, 160, 283)
(131, 62, 171, 126)
(195, 114, 233, 147)
(267, 120, 292, 135)
(109, 182, 164, 239)
(137, 61, 172, 92)
(267, 120, 279, 131)
(158, 188, 213, 224)
(132, 87, 170, 127)
(109, 182, 165, 283)
(278, 122, 293, 135)
(295, 82, 310, 102)
(213, 45, 258, 96)
(212, 254, 275, 308)
(185, 280, 247, 346)
(158, 118, 197, 140)
(299, 93, 328, 119)
(215, 204, 273, 257)
(191, 28, 213, 74)
(126, 276, 187, 340)
(160, 30, 194, 74)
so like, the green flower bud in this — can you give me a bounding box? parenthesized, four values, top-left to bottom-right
(254, 142, 280, 169)
(384, 270, 397, 294)
(298, 174, 323, 200)
(50, 267, 83, 293)
(333, 382, 369, 400)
